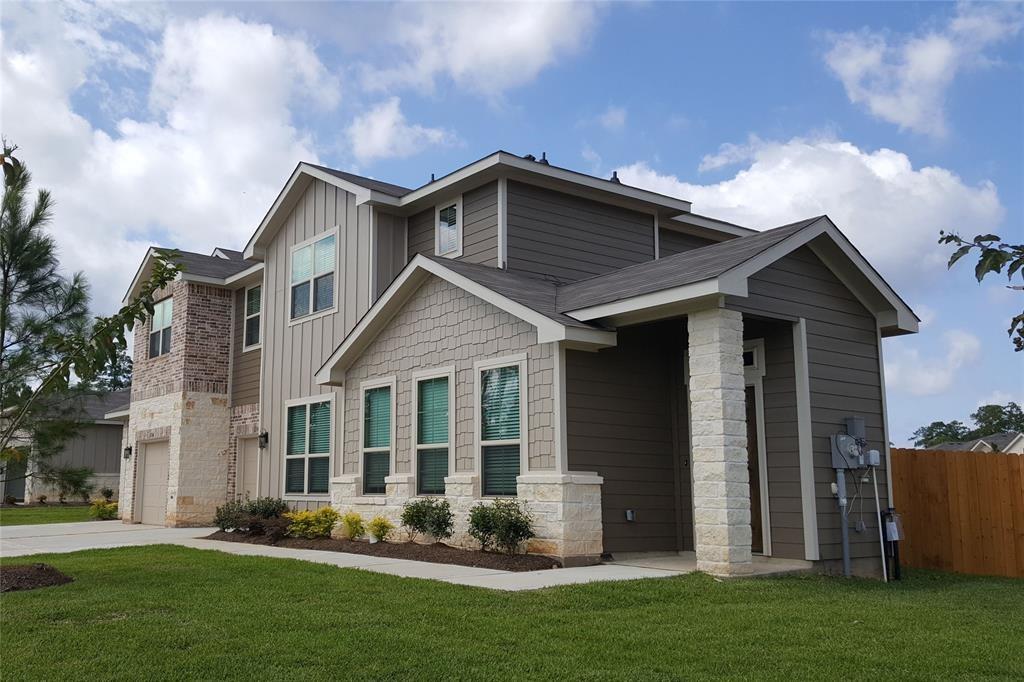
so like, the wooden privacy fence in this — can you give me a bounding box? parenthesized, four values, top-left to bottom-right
(891, 448, 1024, 578)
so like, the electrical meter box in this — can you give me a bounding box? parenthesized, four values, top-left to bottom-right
(866, 449, 881, 467)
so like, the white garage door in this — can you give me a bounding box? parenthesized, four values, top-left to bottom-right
(140, 441, 169, 525)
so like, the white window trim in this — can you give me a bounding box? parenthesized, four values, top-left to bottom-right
(149, 297, 173, 358)
(743, 338, 771, 557)
(282, 393, 335, 499)
(411, 367, 456, 496)
(359, 376, 396, 495)
(287, 227, 339, 327)
(474, 353, 528, 497)
(242, 283, 262, 351)
(434, 195, 463, 259)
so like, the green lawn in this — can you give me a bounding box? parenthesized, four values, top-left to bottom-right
(0, 505, 95, 526)
(2, 547, 1021, 680)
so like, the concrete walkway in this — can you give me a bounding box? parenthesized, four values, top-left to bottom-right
(1, 522, 682, 591)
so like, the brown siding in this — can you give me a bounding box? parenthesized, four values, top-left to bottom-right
(658, 228, 716, 256)
(404, 182, 499, 267)
(407, 207, 433, 260)
(507, 181, 654, 283)
(567, 321, 691, 554)
(374, 210, 408, 298)
(232, 288, 261, 406)
(728, 246, 887, 562)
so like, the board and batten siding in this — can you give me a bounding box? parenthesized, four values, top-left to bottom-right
(259, 178, 374, 510)
(727, 246, 888, 561)
(231, 288, 261, 406)
(566, 321, 692, 554)
(658, 228, 717, 257)
(53, 423, 123, 474)
(405, 182, 499, 267)
(506, 181, 655, 283)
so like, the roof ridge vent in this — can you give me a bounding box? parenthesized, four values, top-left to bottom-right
(539, 152, 549, 165)
(430, 173, 435, 182)
(523, 153, 536, 161)
(610, 170, 621, 184)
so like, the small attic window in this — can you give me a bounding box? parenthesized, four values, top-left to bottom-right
(435, 196, 462, 258)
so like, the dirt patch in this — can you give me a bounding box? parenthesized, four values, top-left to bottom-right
(1, 563, 74, 593)
(207, 530, 560, 572)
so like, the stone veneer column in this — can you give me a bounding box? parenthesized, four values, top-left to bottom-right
(687, 307, 752, 576)
(517, 473, 604, 566)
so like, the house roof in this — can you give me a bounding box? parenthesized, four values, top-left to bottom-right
(212, 247, 245, 260)
(79, 389, 130, 422)
(172, 250, 256, 279)
(122, 247, 263, 303)
(306, 163, 413, 198)
(931, 431, 1024, 453)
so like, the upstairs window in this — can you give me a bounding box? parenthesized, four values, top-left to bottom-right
(285, 399, 332, 495)
(479, 362, 523, 496)
(435, 197, 462, 258)
(148, 298, 173, 358)
(416, 374, 451, 496)
(362, 383, 393, 495)
(291, 233, 335, 320)
(244, 285, 261, 348)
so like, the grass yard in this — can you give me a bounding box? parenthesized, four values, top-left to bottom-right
(0, 505, 95, 526)
(2, 546, 1022, 680)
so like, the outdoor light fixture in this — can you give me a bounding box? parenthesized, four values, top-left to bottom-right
(123, 445, 133, 459)
(258, 431, 269, 450)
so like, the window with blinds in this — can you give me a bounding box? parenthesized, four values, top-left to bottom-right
(362, 385, 392, 495)
(244, 285, 261, 348)
(284, 399, 331, 495)
(480, 364, 521, 496)
(290, 233, 335, 320)
(416, 375, 450, 495)
(148, 297, 173, 358)
(435, 199, 461, 257)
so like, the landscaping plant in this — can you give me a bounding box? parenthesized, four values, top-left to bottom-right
(340, 510, 365, 539)
(468, 500, 535, 554)
(88, 499, 118, 520)
(400, 498, 454, 542)
(367, 516, 395, 543)
(213, 500, 247, 532)
(100, 487, 114, 502)
(286, 507, 341, 539)
(244, 497, 290, 519)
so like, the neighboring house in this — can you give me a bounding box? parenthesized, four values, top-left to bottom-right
(114, 151, 918, 577)
(930, 432, 1024, 454)
(10, 390, 131, 502)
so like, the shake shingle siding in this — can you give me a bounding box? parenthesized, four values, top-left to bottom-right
(507, 181, 654, 283)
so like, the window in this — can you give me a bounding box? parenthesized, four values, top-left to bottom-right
(290, 233, 335, 320)
(479, 361, 524, 496)
(415, 372, 452, 496)
(435, 197, 462, 257)
(244, 285, 261, 348)
(362, 383, 393, 495)
(148, 298, 173, 358)
(284, 399, 332, 495)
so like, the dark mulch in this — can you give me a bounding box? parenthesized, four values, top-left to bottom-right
(1, 563, 74, 593)
(206, 530, 561, 572)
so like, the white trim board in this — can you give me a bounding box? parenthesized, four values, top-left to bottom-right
(792, 318, 820, 561)
(410, 366, 457, 494)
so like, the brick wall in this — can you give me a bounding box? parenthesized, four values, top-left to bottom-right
(226, 404, 261, 500)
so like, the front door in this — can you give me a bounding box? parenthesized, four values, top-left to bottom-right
(237, 438, 260, 500)
(140, 441, 169, 525)
(745, 387, 764, 554)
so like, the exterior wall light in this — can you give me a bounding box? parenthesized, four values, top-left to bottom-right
(258, 431, 269, 450)
(123, 445, 133, 459)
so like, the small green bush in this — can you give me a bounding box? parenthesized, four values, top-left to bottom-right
(214, 500, 247, 531)
(340, 511, 365, 539)
(244, 497, 290, 519)
(36, 495, 47, 505)
(100, 487, 115, 502)
(367, 516, 395, 542)
(286, 507, 341, 539)
(3, 495, 16, 505)
(468, 500, 535, 554)
(401, 498, 454, 541)
(89, 499, 118, 520)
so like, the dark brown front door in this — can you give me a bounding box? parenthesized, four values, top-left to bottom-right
(746, 387, 763, 554)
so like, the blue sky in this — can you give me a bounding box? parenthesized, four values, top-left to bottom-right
(2, 1, 1022, 445)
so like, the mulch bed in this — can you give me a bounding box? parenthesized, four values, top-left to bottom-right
(206, 530, 561, 572)
(1, 563, 74, 593)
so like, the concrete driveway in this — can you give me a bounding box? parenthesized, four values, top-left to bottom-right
(0, 521, 215, 558)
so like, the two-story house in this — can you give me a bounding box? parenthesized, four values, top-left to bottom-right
(113, 151, 917, 577)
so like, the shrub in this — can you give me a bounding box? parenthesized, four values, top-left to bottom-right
(401, 498, 454, 542)
(100, 487, 115, 502)
(340, 511, 365, 540)
(214, 500, 248, 532)
(89, 499, 118, 520)
(244, 497, 290, 519)
(286, 507, 342, 539)
(367, 516, 395, 542)
(3, 495, 16, 506)
(37, 495, 47, 505)
(248, 516, 291, 542)
(468, 500, 535, 554)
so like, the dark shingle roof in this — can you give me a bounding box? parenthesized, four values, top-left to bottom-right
(81, 389, 131, 420)
(931, 431, 1023, 452)
(424, 256, 601, 330)
(171, 250, 255, 279)
(307, 164, 412, 198)
(213, 248, 245, 260)
(557, 217, 823, 312)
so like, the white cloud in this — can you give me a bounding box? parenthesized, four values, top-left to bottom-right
(976, 391, 1021, 408)
(364, 2, 600, 98)
(581, 144, 602, 174)
(2, 7, 340, 315)
(615, 135, 1004, 289)
(698, 135, 763, 172)
(823, 2, 1024, 136)
(885, 330, 981, 396)
(598, 105, 627, 132)
(347, 97, 456, 163)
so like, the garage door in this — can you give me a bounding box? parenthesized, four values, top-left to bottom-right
(140, 441, 169, 525)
